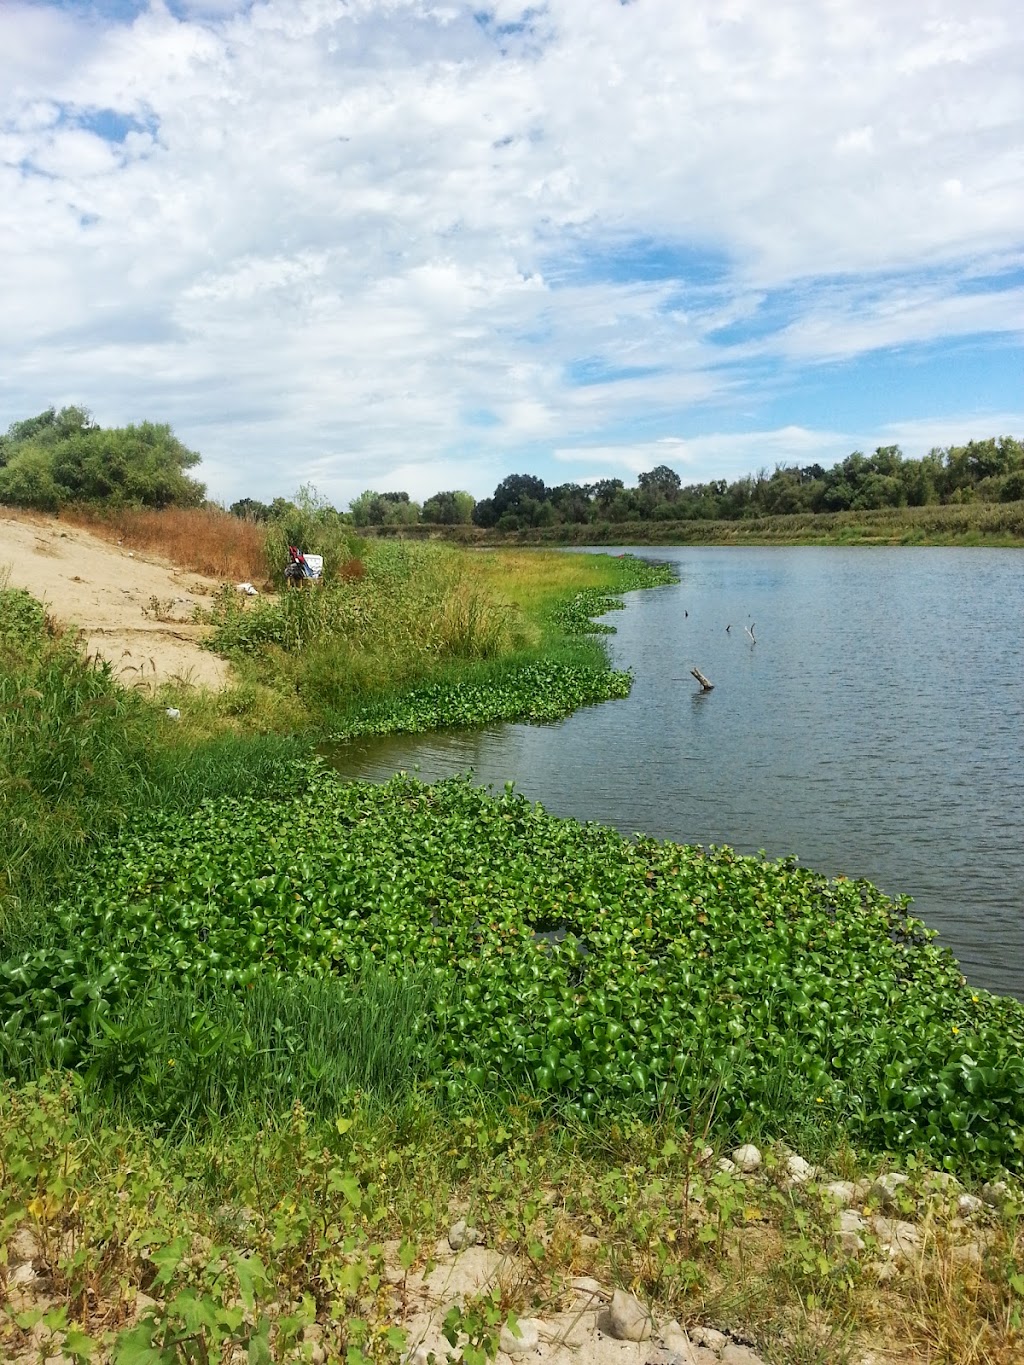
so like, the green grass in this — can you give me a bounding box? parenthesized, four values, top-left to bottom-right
(81, 966, 437, 1132)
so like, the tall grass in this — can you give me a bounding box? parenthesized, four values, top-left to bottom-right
(82, 967, 437, 1131)
(202, 541, 536, 713)
(60, 504, 271, 581)
(0, 589, 152, 936)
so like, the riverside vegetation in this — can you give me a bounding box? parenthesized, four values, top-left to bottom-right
(3, 406, 1024, 546)
(2, 512, 1023, 1362)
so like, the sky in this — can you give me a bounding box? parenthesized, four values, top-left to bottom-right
(1, 0, 1022, 509)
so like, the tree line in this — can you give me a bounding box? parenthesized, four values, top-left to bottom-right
(2, 406, 1021, 529)
(464, 441, 1024, 529)
(230, 438, 1024, 531)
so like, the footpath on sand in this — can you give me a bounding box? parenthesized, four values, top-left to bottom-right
(0, 511, 231, 690)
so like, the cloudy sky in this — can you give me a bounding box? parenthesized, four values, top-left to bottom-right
(1, 0, 1022, 508)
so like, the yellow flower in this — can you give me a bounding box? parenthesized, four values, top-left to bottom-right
(951, 1027, 959, 1035)
(167, 1058, 176, 1067)
(815, 1097, 824, 1104)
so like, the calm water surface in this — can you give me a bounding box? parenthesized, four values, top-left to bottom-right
(326, 548, 1024, 999)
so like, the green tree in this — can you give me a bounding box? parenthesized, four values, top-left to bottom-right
(0, 446, 61, 511)
(349, 490, 421, 527)
(422, 489, 475, 524)
(0, 410, 204, 510)
(637, 464, 682, 502)
(230, 497, 272, 521)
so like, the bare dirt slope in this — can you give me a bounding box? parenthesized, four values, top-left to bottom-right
(0, 511, 232, 689)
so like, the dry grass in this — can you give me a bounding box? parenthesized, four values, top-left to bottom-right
(61, 505, 270, 583)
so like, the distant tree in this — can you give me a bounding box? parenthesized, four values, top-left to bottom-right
(48, 423, 205, 507)
(0, 446, 61, 511)
(230, 497, 272, 521)
(480, 473, 548, 527)
(350, 490, 384, 526)
(548, 482, 592, 524)
(492, 473, 547, 516)
(349, 489, 421, 526)
(592, 478, 624, 510)
(637, 464, 682, 502)
(268, 496, 298, 520)
(422, 489, 475, 524)
(472, 497, 497, 528)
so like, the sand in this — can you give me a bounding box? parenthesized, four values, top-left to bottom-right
(0, 511, 233, 690)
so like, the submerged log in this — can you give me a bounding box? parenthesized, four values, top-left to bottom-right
(690, 667, 714, 692)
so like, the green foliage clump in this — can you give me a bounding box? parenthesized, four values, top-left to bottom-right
(328, 653, 633, 738)
(5, 768, 1024, 1171)
(0, 587, 153, 928)
(202, 540, 532, 687)
(0, 406, 205, 510)
(550, 590, 625, 635)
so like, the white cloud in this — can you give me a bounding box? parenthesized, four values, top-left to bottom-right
(0, 0, 1021, 503)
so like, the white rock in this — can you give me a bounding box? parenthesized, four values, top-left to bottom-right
(447, 1219, 481, 1251)
(835, 1209, 867, 1254)
(923, 1170, 959, 1192)
(952, 1242, 984, 1266)
(731, 1145, 761, 1174)
(716, 1158, 738, 1175)
(871, 1216, 921, 1261)
(784, 1153, 815, 1186)
(499, 1317, 542, 1355)
(691, 1326, 729, 1352)
(870, 1172, 909, 1210)
(720, 1345, 767, 1365)
(658, 1320, 699, 1364)
(958, 1193, 984, 1217)
(570, 1276, 606, 1299)
(8, 1226, 42, 1265)
(982, 1180, 1013, 1211)
(823, 1181, 860, 1207)
(9, 1262, 38, 1287)
(605, 1288, 654, 1342)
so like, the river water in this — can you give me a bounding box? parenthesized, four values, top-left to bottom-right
(325, 547, 1024, 1000)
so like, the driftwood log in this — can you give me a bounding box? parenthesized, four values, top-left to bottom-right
(690, 667, 714, 692)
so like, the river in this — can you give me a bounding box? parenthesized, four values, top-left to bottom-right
(325, 547, 1024, 1000)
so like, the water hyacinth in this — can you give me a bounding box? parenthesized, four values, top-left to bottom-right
(2, 768, 1023, 1170)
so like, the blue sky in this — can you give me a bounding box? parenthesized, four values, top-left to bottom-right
(0, 0, 1021, 507)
